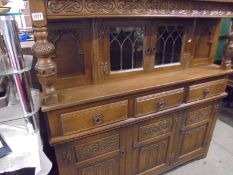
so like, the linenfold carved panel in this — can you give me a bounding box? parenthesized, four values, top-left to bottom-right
(46, 0, 233, 18)
(138, 139, 168, 173)
(75, 135, 119, 162)
(180, 125, 207, 156)
(80, 158, 119, 175)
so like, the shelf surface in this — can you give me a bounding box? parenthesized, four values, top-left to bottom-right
(0, 89, 40, 124)
(42, 65, 233, 112)
(0, 55, 33, 77)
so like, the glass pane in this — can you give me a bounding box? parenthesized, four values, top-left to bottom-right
(110, 27, 144, 72)
(155, 26, 184, 66)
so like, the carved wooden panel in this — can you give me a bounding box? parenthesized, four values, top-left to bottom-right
(138, 139, 168, 173)
(139, 118, 172, 142)
(80, 158, 119, 175)
(75, 135, 120, 162)
(185, 106, 212, 126)
(180, 125, 207, 156)
(47, 21, 89, 77)
(45, 0, 233, 18)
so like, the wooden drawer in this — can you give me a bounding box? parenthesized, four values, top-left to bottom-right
(135, 88, 184, 117)
(187, 79, 226, 102)
(60, 100, 128, 135)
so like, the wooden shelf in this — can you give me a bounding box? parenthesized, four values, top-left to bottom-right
(42, 64, 233, 112)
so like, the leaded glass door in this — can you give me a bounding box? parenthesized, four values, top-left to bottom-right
(151, 21, 190, 70)
(102, 20, 151, 79)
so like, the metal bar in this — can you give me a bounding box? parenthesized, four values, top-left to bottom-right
(0, 16, 38, 134)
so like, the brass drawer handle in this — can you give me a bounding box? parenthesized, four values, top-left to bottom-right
(92, 114, 103, 125)
(157, 99, 165, 109)
(203, 88, 210, 97)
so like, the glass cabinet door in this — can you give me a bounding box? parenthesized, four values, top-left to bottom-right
(154, 26, 185, 66)
(101, 20, 151, 79)
(109, 27, 144, 72)
(150, 20, 191, 70)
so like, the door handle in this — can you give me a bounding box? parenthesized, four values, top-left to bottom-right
(145, 47, 152, 55)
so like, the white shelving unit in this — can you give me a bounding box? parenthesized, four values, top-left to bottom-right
(0, 88, 40, 123)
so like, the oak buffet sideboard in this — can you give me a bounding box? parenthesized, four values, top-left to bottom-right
(29, 1, 233, 175)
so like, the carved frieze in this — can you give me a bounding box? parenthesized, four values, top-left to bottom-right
(75, 135, 119, 162)
(46, 0, 233, 18)
(186, 106, 212, 126)
(139, 118, 172, 141)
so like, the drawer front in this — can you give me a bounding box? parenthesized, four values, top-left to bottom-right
(135, 88, 184, 117)
(187, 79, 226, 102)
(61, 100, 128, 135)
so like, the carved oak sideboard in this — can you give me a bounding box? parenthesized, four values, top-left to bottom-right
(29, 1, 233, 175)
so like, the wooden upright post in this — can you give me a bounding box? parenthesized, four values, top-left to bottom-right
(29, 0, 58, 104)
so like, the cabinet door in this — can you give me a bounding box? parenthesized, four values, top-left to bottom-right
(132, 113, 178, 175)
(151, 20, 192, 70)
(190, 19, 220, 66)
(55, 129, 126, 175)
(173, 103, 220, 164)
(48, 20, 93, 89)
(97, 19, 151, 80)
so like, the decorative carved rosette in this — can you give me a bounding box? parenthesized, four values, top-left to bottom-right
(32, 27, 58, 105)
